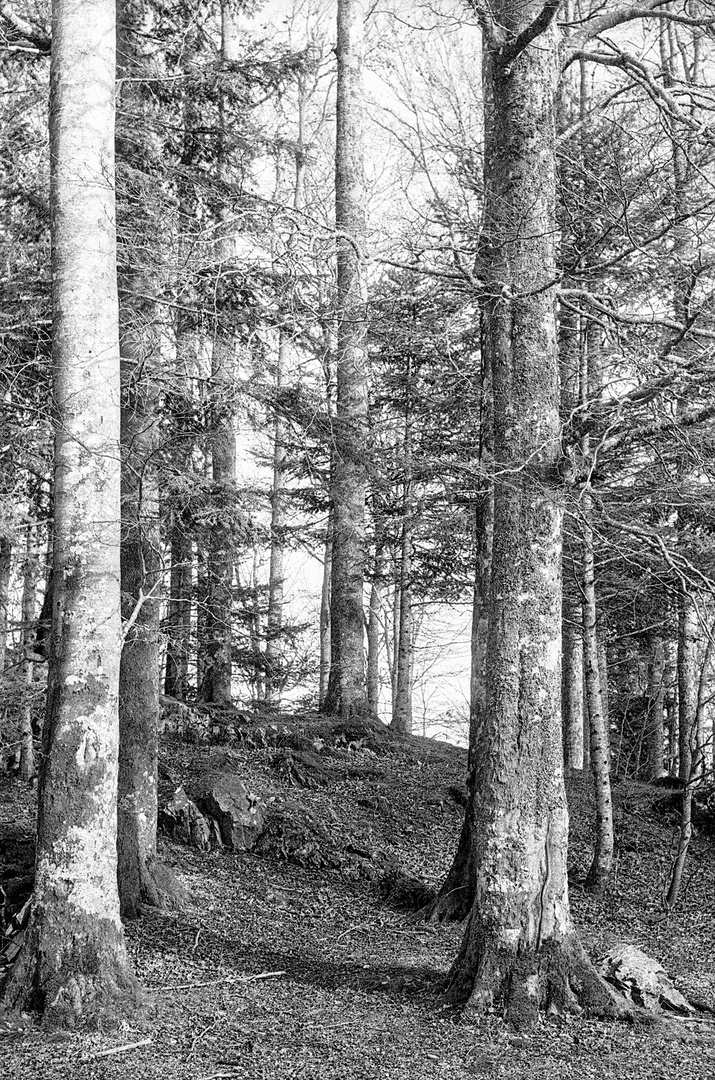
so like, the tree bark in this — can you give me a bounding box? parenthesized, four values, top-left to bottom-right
(562, 600, 584, 770)
(0, 536, 11, 676)
(678, 588, 698, 781)
(265, 91, 308, 707)
(366, 541, 383, 716)
(199, 0, 241, 707)
(582, 492, 613, 894)
(19, 522, 37, 780)
(115, 0, 187, 920)
(391, 382, 414, 734)
(319, 509, 332, 708)
(164, 31, 201, 701)
(1, 0, 138, 1024)
(645, 634, 665, 781)
(322, 0, 369, 718)
(447, 10, 622, 1027)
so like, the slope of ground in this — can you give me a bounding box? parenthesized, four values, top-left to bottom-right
(1, 714, 715, 1079)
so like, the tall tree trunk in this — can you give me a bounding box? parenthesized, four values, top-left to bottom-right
(665, 637, 678, 773)
(1, 0, 138, 1023)
(114, 0, 177, 921)
(660, 20, 702, 784)
(264, 338, 287, 706)
(164, 518, 193, 699)
(248, 535, 266, 706)
(18, 522, 37, 780)
(0, 536, 11, 676)
(666, 627, 715, 908)
(200, 1, 241, 707)
(678, 588, 698, 781)
(366, 541, 383, 716)
(582, 490, 613, 894)
(581, 319, 613, 894)
(164, 35, 201, 701)
(265, 92, 307, 707)
(322, 0, 369, 718)
(319, 510, 332, 708)
(392, 383, 414, 734)
(446, 11, 621, 1026)
(645, 634, 665, 781)
(562, 601, 584, 770)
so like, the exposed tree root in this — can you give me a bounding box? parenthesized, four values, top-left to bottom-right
(120, 858, 190, 920)
(447, 928, 631, 1030)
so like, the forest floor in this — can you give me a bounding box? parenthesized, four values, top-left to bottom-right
(2, 713, 715, 1079)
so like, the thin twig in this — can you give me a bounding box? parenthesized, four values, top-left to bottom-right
(151, 970, 286, 992)
(80, 1037, 152, 1061)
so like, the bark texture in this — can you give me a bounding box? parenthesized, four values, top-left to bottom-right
(447, 10, 621, 1026)
(323, 0, 369, 718)
(200, 0, 241, 707)
(366, 544, 383, 716)
(562, 601, 584, 770)
(164, 33, 201, 701)
(265, 97, 307, 706)
(391, 390, 414, 734)
(582, 493, 613, 894)
(678, 588, 698, 782)
(1, 0, 138, 1024)
(0, 536, 10, 675)
(645, 635, 665, 781)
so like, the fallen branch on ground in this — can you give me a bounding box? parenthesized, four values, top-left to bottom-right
(80, 1038, 152, 1061)
(151, 970, 286, 992)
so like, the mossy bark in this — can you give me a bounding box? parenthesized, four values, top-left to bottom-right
(447, 3, 620, 1025)
(1, 0, 138, 1025)
(322, 0, 369, 719)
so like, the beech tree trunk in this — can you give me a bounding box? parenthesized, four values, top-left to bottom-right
(322, 0, 369, 718)
(447, 9, 621, 1026)
(1, 0, 138, 1024)
(582, 491, 613, 894)
(114, 0, 182, 921)
(580, 317, 613, 894)
(562, 600, 584, 770)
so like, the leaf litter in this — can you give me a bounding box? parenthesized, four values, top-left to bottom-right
(1, 717, 715, 1078)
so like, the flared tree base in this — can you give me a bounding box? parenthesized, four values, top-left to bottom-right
(119, 857, 190, 920)
(447, 929, 629, 1030)
(0, 907, 141, 1030)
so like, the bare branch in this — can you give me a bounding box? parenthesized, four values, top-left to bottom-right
(499, 0, 562, 68)
(563, 0, 715, 63)
(465, 0, 502, 49)
(0, 2, 50, 53)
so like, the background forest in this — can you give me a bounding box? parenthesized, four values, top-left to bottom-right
(2, 0, 715, 1068)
